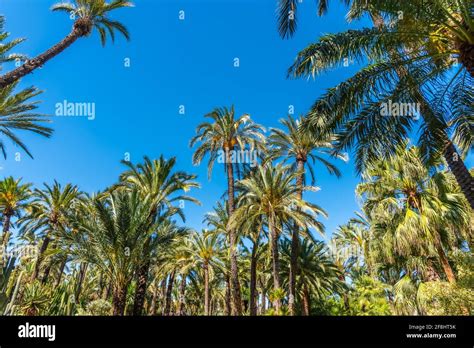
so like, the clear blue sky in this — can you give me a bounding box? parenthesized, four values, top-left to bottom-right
(3, 0, 464, 240)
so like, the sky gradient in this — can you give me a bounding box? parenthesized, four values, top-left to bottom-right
(3, 0, 470, 239)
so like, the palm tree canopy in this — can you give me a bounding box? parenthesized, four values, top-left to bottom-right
(0, 82, 52, 159)
(117, 155, 200, 222)
(269, 115, 347, 182)
(190, 105, 266, 179)
(288, 0, 473, 171)
(19, 181, 83, 237)
(0, 16, 25, 66)
(0, 177, 31, 216)
(230, 163, 327, 237)
(51, 0, 134, 45)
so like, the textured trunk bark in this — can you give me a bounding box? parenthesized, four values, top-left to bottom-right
(150, 283, 158, 315)
(443, 141, 474, 209)
(204, 261, 210, 315)
(112, 283, 128, 316)
(160, 278, 167, 315)
(259, 279, 267, 315)
(132, 260, 150, 316)
(224, 272, 231, 315)
(0, 20, 90, 88)
(269, 217, 281, 313)
(164, 271, 176, 316)
(225, 147, 243, 315)
(289, 159, 305, 315)
(178, 275, 186, 316)
(75, 262, 88, 300)
(457, 40, 474, 78)
(54, 255, 68, 288)
(302, 283, 311, 316)
(249, 243, 258, 316)
(31, 234, 51, 282)
(41, 258, 53, 285)
(435, 242, 456, 283)
(1, 212, 12, 247)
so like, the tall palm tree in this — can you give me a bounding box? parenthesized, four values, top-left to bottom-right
(19, 181, 83, 282)
(230, 163, 327, 313)
(0, 82, 52, 158)
(0, 177, 31, 247)
(0, 0, 133, 88)
(287, 0, 474, 208)
(191, 105, 265, 315)
(66, 189, 156, 315)
(356, 144, 471, 283)
(116, 156, 199, 315)
(182, 230, 222, 315)
(281, 239, 346, 315)
(203, 201, 233, 315)
(269, 115, 346, 314)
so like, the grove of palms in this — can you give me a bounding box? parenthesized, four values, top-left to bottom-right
(0, 0, 472, 317)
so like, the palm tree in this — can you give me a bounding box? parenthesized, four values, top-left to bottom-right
(0, 177, 31, 247)
(0, 82, 52, 158)
(0, 0, 133, 88)
(203, 201, 233, 314)
(66, 189, 156, 315)
(287, 0, 474, 208)
(277, 0, 350, 38)
(182, 230, 222, 315)
(281, 239, 346, 315)
(0, 16, 25, 66)
(356, 144, 471, 283)
(116, 155, 199, 315)
(230, 163, 327, 313)
(19, 181, 83, 282)
(190, 105, 265, 315)
(269, 115, 346, 314)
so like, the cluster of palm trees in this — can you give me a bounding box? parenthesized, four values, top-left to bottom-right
(0, 0, 472, 316)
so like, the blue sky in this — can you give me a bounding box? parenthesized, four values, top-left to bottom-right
(1, 0, 446, 239)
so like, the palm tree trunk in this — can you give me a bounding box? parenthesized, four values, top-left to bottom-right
(1, 212, 12, 247)
(435, 242, 456, 283)
(112, 282, 129, 316)
(370, 12, 474, 209)
(54, 255, 68, 288)
(457, 40, 474, 78)
(302, 283, 311, 316)
(178, 274, 186, 316)
(132, 260, 150, 316)
(259, 279, 267, 315)
(150, 282, 158, 315)
(31, 234, 51, 282)
(164, 270, 176, 316)
(443, 141, 474, 209)
(204, 261, 210, 315)
(0, 20, 90, 88)
(269, 217, 281, 313)
(225, 147, 243, 315)
(224, 272, 231, 315)
(289, 159, 305, 315)
(75, 262, 88, 300)
(249, 243, 259, 316)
